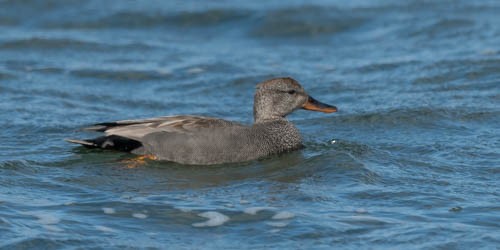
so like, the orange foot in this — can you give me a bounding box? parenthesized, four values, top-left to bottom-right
(123, 154, 158, 168)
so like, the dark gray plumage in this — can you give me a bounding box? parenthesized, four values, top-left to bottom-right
(67, 77, 337, 165)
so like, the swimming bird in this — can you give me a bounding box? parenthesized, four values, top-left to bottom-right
(66, 77, 337, 165)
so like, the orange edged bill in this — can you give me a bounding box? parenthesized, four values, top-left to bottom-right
(302, 96, 337, 113)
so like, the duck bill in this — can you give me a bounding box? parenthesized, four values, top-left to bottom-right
(302, 96, 337, 113)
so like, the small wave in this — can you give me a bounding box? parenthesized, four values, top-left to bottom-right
(0, 38, 101, 50)
(331, 107, 500, 127)
(44, 9, 250, 29)
(252, 6, 366, 38)
(272, 211, 295, 220)
(1, 85, 72, 100)
(70, 68, 170, 81)
(0, 16, 19, 26)
(94, 225, 115, 233)
(0, 72, 16, 80)
(76, 93, 170, 113)
(303, 139, 372, 159)
(30, 67, 65, 74)
(339, 215, 397, 226)
(414, 58, 500, 87)
(243, 207, 276, 215)
(0, 160, 39, 170)
(410, 19, 475, 38)
(266, 221, 289, 228)
(102, 207, 115, 214)
(0, 84, 169, 116)
(192, 211, 229, 227)
(336, 109, 440, 126)
(422, 58, 500, 71)
(32, 212, 61, 225)
(2, 59, 65, 74)
(0, 37, 153, 51)
(459, 110, 500, 123)
(0, 238, 71, 249)
(330, 140, 372, 157)
(354, 60, 421, 74)
(166, 9, 251, 27)
(132, 213, 148, 219)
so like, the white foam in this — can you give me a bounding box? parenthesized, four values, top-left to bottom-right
(95, 225, 115, 232)
(272, 211, 295, 220)
(132, 213, 148, 219)
(355, 208, 367, 214)
(266, 221, 289, 227)
(243, 207, 275, 215)
(35, 213, 60, 225)
(192, 211, 229, 227)
(102, 207, 116, 214)
(239, 199, 250, 204)
(186, 67, 204, 74)
(157, 68, 172, 75)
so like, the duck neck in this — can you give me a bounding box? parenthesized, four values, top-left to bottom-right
(252, 118, 303, 153)
(253, 93, 286, 124)
(254, 115, 287, 124)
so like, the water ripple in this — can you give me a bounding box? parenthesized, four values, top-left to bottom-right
(0, 38, 154, 51)
(329, 107, 500, 127)
(70, 68, 170, 81)
(43, 9, 251, 29)
(1, 0, 499, 248)
(252, 6, 367, 38)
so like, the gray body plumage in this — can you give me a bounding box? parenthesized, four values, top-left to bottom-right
(67, 77, 336, 165)
(139, 118, 301, 164)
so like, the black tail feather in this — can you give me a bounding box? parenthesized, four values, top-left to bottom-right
(83, 122, 121, 132)
(66, 135, 143, 152)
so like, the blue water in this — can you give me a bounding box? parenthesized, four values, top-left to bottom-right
(1, 0, 499, 249)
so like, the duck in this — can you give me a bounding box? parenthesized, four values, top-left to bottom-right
(66, 77, 337, 165)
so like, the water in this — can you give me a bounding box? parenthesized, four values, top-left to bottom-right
(1, 0, 499, 248)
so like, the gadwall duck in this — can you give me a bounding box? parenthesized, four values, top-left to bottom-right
(67, 77, 337, 165)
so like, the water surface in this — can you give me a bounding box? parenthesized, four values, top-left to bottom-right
(1, 0, 499, 249)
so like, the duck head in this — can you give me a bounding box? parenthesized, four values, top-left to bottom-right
(253, 77, 337, 123)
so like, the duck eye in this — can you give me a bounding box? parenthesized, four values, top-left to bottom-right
(287, 90, 296, 95)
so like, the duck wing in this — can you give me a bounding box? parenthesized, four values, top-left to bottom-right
(66, 115, 243, 153)
(83, 115, 241, 140)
